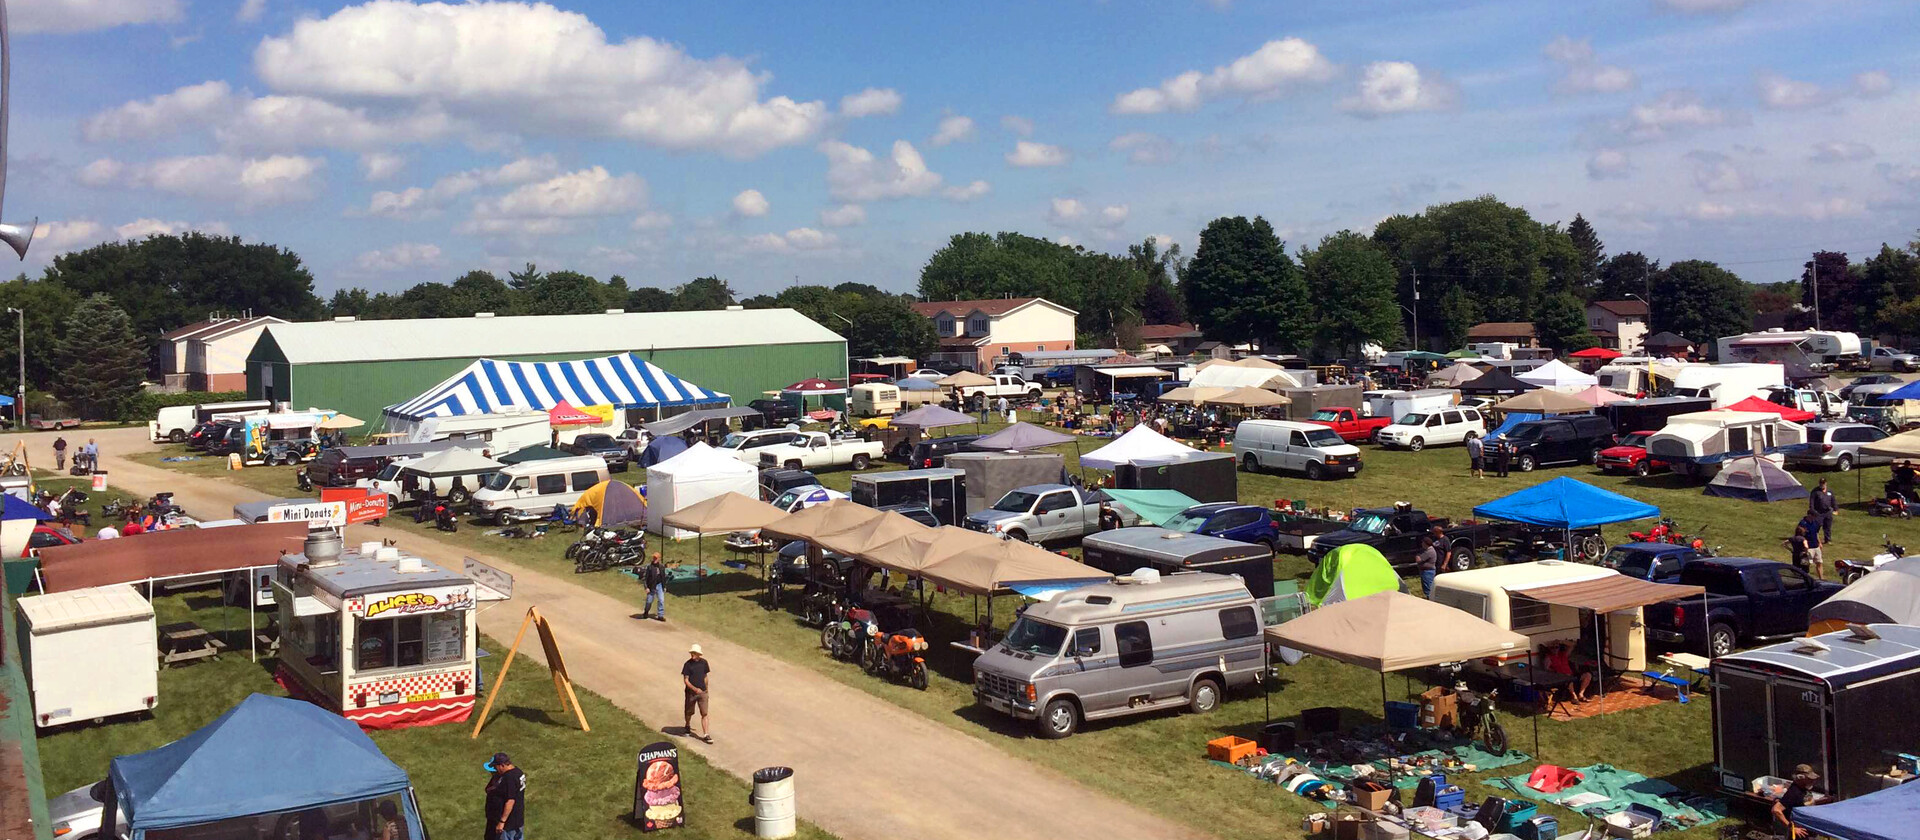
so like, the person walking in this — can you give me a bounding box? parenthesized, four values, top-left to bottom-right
(683, 643, 712, 743)
(1415, 537, 1439, 598)
(996, 395, 1010, 424)
(483, 752, 526, 840)
(641, 553, 668, 621)
(51, 437, 66, 471)
(1808, 479, 1837, 546)
(1466, 434, 1485, 479)
(1493, 438, 1512, 478)
(1788, 526, 1813, 574)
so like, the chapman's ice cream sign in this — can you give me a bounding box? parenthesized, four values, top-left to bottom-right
(348, 586, 475, 618)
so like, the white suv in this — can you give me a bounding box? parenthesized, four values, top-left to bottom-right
(1375, 408, 1486, 451)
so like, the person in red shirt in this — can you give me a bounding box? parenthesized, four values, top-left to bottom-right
(120, 516, 145, 536)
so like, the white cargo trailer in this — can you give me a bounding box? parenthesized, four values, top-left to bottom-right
(18, 584, 157, 728)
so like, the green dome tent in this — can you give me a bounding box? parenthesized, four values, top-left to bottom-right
(1305, 543, 1404, 607)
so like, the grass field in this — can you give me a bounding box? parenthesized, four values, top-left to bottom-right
(128, 414, 1920, 840)
(25, 481, 835, 840)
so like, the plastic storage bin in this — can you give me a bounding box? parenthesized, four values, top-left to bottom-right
(1384, 700, 1419, 729)
(1207, 736, 1259, 763)
(1302, 706, 1342, 734)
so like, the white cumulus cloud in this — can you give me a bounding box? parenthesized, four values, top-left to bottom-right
(1047, 198, 1085, 225)
(745, 227, 839, 254)
(83, 81, 456, 152)
(355, 242, 445, 272)
(1006, 140, 1069, 167)
(364, 155, 560, 219)
(1808, 141, 1874, 163)
(1112, 37, 1337, 115)
(78, 153, 325, 206)
(839, 88, 902, 118)
(1340, 61, 1458, 116)
(1757, 73, 1829, 110)
(941, 180, 991, 202)
(359, 152, 407, 181)
(465, 166, 647, 234)
(819, 204, 866, 227)
(1587, 148, 1633, 180)
(820, 139, 943, 201)
(83, 81, 235, 142)
(1543, 36, 1636, 95)
(732, 189, 770, 217)
(14, 0, 183, 33)
(1685, 150, 1754, 193)
(31, 221, 105, 254)
(930, 114, 977, 147)
(113, 218, 233, 239)
(1616, 90, 1738, 141)
(1099, 204, 1130, 227)
(1854, 71, 1893, 98)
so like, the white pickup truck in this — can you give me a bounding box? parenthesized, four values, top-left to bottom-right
(962, 483, 1140, 544)
(957, 374, 1044, 402)
(756, 431, 885, 471)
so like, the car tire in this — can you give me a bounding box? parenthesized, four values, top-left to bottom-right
(1036, 698, 1079, 739)
(1241, 453, 1261, 474)
(1448, 545, 1477, 572)
(1189, 677, 1222, 714)
(1306, 461, 1326, 481)
(1836, 454, 1853, 472)
(1370, 429, 1384, 445)
(785, 460, 803, 471)
(1633, 460, 1650, 477)
(168, 429, 187, 443)
(448, 488, 469, 506)
(1586, 447, 1604, 465)
(850, 454, 871, 470)
(1708, 623, 1737, 658)
(1408, 436, 1426, 452)
(1518, 453, 1537, 472)
(1027, 389, 1042, 401)
(494, 509, 513, 527)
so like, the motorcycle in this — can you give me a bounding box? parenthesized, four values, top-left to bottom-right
(100, 496, 134, 519)
(1628, 517, 1679, 544)
(146, 492, 183, 518)
(570, 527, 643, 573)
(1837, 537, 1908, 584)
(822, 605, 873, 663)
(862, 626, 930, 690)
(432, 499, 459, 533)
(295, 468, 314, 492)
(36, 489, 90, 527)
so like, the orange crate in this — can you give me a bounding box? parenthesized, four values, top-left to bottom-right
(1207, 736, 1258, 763)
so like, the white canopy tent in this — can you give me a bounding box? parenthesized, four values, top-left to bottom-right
(401, 447, 505, 476)
(646, 442, 759, 539)
(1516, 359, 1598, 392)
(1079, 424, 1198, 470)
(1188, 364, 1302, 390)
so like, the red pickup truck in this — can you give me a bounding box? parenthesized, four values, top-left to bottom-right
(1595, 430, 1669, 476)
(1303, 407, 1394, 444)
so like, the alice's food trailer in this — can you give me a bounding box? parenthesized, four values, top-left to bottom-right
(272, 533, 505, 729)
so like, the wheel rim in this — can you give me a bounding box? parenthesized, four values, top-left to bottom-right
(1409, 438, 1424, 451)
(1195, 683, 1218, 711)
(1047, 704, 1073, 733)
(1451, 550, 1473, 572)
(1838, 456, 1852, 472)
(1711, 631, 1733, 657)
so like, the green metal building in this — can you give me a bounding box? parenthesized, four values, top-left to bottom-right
(245, 308, 847, 423)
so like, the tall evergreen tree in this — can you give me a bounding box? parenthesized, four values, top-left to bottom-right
(1566, 214, 1605, 296)
(1182, 216, 1310, 349)
(52, 294, 146, 418)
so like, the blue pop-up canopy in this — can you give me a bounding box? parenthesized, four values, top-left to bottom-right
(1795, 776, 1920, 840)
(1882, 379, 1920, 402)
(1472, 476, 1659, 529)
(110, 694, 425, 838)
(1, 493, 49, 520)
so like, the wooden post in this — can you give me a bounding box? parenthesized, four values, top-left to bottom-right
(471, 606, 590, 738)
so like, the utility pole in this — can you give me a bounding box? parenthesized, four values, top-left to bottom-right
(6, 306, 19, 427)
(1811, 252, 1821, 330)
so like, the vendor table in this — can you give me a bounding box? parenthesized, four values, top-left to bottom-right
(159, 622, 223, 668)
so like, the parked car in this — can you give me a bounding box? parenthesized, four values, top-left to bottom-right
(963, 483, 1140, 544)
(755, 431, 884, 471)
(1844, 383, 1920, 433)
(1230, 419, 1363, 479)
(1786, 421, 1893, 472)
(47, 780, 125, 840)
(1868, 345, 1919, 372)
(1307, 506, 1497, 572)
(1299, 407, 1394, 444)
(1374, 408, 1486, 451)
(1161, 502, 1281, 549)
(564, 433, 633, 472)
(1594, 431, 1669, 476)
(745, 398, 802, 429)
(954, 374, 1043, 402)
(877, 503, 941, 528)
(1500, 415, 1619, 471)
(892, 434, 984, 468)
(22, 524, 80, 557)
(1600, 542, 1708, 582)
(717, 428, 800, 464)
(1838, 374, 1902, 400)
(1645, 557, 1844, 657)
(759, 467, 821, 502)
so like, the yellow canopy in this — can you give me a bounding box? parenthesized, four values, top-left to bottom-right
(316, 414, 364, 430)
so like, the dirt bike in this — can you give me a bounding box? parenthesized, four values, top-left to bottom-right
(1436, 662, 1508, 755)
(862, 626, 930, 690)
(1837, 538, 1908, 584)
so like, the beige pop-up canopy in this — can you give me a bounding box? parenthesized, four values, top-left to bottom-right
(814, 509, 933, 558)
(1158, 386, 1228, 406)
(316, 413, 364, 430)
(1264, 591, 1529, 672)
(1204, 386, 1291, 408)
(660, 491, 788, 533)
(1495, 389, 1594, 414)
(937, 370, 995, 388)
(916, 537, 1109, 596)
(760, 499, 885, 543)
(1863, 429, 1920, 459)
(860, 526, 1002, 574)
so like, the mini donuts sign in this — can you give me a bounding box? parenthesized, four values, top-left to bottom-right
(351, 586, 474, 618)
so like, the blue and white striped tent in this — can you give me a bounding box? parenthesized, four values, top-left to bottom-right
(384, 353, 729, 422)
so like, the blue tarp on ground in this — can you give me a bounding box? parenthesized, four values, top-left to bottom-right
(1796, 776, 1920, 840)
(1486, 412, 1541, 441)
(1473, 476, 1660, 529)
(110, 694, 425, 838)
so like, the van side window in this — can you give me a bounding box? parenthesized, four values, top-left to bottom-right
(535, 474, 566, 495)
(1218, 606, 1259, 640)
(1509, 594, 1551, 630)
(1442, 411, 1463, 425)
(571, 471, 599, 491)
(1072, 627, 1101, 656)
(1115, 621, 1153, 668)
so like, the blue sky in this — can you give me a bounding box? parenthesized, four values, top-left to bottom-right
(10, 0, 1920, 297)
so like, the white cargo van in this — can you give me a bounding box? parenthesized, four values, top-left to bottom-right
(1667, 364, 1787, 409)
(149, 399, 272, 443)
(468, 455, 609, 524)
(1230, 419, 1363, 479)
(1429, 560, 1648, 677)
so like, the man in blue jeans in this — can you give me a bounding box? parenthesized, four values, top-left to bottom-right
(1416, 537, 1439, 598)
(641, 554, 668, 621)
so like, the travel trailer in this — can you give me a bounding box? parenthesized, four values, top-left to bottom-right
(384, 408, 553, 455)
(1430, 560, 1649, 677)
(1715, 329, 1863, 373)
(1646, 410, 1808, 479)
(1667, 364, 1787, 409)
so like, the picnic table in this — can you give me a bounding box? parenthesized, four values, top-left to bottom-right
(159, 622, 225, 668)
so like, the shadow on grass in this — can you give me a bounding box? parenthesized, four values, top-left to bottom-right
(1627, 472, 1709, 491)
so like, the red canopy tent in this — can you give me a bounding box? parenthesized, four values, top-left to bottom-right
(1724, 395, 1816, 423)
(547, 400, 600, 426)
(1569, 347, 1623, 360)
(783, 378, 848, 395)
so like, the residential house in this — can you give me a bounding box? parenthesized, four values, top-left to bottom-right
(1136, 323, 1204, 356)
(1465, 322, 1539, 348)
(159, 316, 285, 391)
(1586, 300, 1650, 353)
(909, 297, 1078, 370)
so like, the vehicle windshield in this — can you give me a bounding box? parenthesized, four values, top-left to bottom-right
(1002, 618, 1069, 656)
(1397, 413, 1429, 426)
(1309, 409, 1344, 422)
(1602, 546, 1649, 572)
(1163, 508, 1213, 533)
(481, 472, 514, 491)
(1506, 424, 1545, 440)
(375, 464, 402, 481)
(774, 489, 814, 510)
(1348, 512, 1388, 534)
(992, 491, 1041, 513)
(1303, 428, 1345, 448)
(577, 435, 612, 447)
(1617, 433, 1649, 447)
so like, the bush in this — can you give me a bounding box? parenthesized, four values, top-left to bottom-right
(117, 390, 247, 423)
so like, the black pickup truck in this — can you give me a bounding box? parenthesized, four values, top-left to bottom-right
(1306, 506, 1499, 572)
(1645, 557, 1844, 657)
(745, 398, 802, 430)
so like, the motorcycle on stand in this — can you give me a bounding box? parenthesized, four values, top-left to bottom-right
(862, 625, 931, 690)
(432, 499, 459, 533)
(1836, 537, 1908, 584)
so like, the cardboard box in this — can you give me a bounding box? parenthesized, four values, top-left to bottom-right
(1352, 783, 1393, 812)
(1334, 812, 1375, 840)
(1420, 686, 1459, 729)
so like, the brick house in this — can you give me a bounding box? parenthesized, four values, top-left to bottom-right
(1137, 323, 1204, 355)
(910, 297, 1078, 370)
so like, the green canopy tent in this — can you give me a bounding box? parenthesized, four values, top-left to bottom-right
(1101, 489, 1202, 527)
(1304, 543, 1404, 607)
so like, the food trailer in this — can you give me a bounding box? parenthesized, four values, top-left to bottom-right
(272, 533, 506, 729)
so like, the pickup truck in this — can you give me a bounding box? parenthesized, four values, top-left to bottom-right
(963, 483, 1141, 544)
(1594, 431, 1669, 477)
(1162, 502, 1281, 549)
(1600, 541, 1706, 582)
(746, 398, 802, 429)
(1306, 506, 1497, 572)
(1868, 345, 1919, 372)
(756, 431, 885, 472)
(955, 374, 1043, 403)
(1302, 407, 1393, 444)
(1645, 557, 1844, 657)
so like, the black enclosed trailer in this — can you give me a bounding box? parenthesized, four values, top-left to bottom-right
(1114, 451, 1238, 502)
(850, 468, 967, 525)
(1080, 527, 1275, 597)
(1711, 623, 1920, 802)
(1604, 396, 1713, 435)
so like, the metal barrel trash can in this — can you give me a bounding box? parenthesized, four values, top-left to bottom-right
(750, 766, 796, 839)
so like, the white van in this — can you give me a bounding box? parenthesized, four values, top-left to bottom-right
(468, 455, 609, 524)
(1429, 560, 1648, 676)
(1230, 419, 1362, 480)
(149, 399, 273, 443)
(849, 383, 902, 417)
(1375, 407, 1485, 451)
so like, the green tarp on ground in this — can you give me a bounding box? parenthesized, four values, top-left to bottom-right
(1498, 763, 1729, 827)
(1102, 489, 1202, 528)
(1305, 543, 1404, 607)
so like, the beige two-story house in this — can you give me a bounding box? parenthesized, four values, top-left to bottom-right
(1587, 300, 1649, 353)
(910, 297, 1078, 370)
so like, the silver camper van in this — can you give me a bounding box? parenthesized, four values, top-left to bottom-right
(971, 571, 1264, 738)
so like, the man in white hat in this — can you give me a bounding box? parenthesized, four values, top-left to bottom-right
(682, 643, 712, 743)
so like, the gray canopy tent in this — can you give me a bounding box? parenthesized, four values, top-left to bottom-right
(643, 406, 763, 437)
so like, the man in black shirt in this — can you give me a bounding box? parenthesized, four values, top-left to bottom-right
(1771, 764, 1819, 838)
(484, 752, 526, 840)
(1415, 537, 1439, 598)
(683, 644, 712, 743)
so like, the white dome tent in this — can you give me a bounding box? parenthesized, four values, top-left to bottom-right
(645, 443, 759, 539)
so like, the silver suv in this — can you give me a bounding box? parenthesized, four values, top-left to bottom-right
(1786, 422, 1893, 472)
